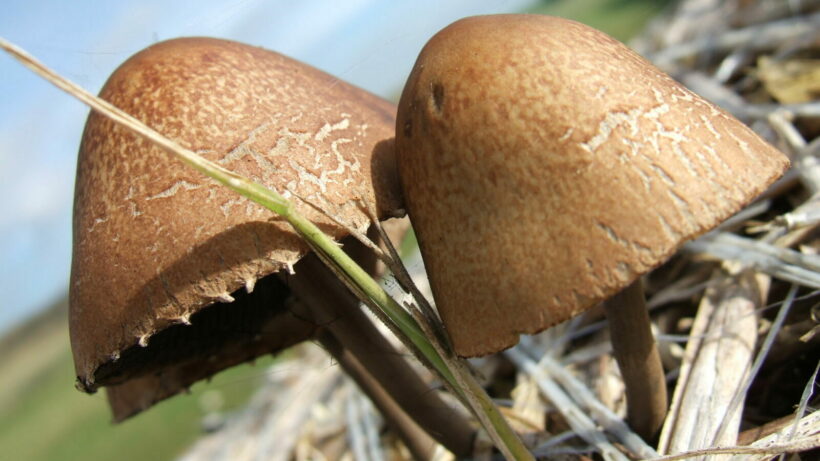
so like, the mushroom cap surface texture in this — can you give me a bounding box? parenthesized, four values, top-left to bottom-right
(396, 15, 790, 357)
(70, 37, 403, 408)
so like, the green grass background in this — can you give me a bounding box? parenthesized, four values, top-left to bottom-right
(0, 1, 669, 460)
(0, 300, 276, 461)
(527, 0, 670, 42)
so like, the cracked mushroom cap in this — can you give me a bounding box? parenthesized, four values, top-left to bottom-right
(396, 15, 790, 357)
(69, 37, 403, 417)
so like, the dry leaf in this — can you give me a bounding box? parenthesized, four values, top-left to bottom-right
(758, 56, 820, 104)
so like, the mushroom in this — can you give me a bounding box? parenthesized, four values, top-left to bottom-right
(71, 37, 474, 457)
(395, 15, 789, 440)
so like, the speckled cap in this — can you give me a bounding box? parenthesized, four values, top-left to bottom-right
(396, 15, 789, 357)
(70, 37, 403, 403)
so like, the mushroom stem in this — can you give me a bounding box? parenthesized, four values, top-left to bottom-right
(603, 279, 668, 441)
(288, 253, 476, 457)
(317, 330, 437, 461)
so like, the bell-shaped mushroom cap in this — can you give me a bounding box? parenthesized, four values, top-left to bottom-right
(70, 37, 403, 408)
(396, 15, 789, 357)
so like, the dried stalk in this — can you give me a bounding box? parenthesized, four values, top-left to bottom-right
(535, 354, 659, 459)
(653, 434, 820, 461)
(658, 269, 766, 455)
(647, 11, 820, 70)
(178, 346, 341, 461)
(724, 410, 820, 461)
(505, 347, 630, 461)
(685, 232, 820, 289)
(316, 330, 438, 461)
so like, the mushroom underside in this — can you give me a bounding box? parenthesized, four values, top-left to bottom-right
(91, 271, 316, 421)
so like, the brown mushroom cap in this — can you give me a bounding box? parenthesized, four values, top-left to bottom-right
(396, 15, 789, 357)
(70, 37, 403, 404)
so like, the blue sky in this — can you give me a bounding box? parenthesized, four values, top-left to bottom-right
(0, 0, 536, 333)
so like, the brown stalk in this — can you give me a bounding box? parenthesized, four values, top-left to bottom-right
(316, 330, 437, 461)
(285, 250, 476, 458)
(603, 279, 668, 441)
